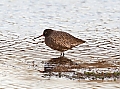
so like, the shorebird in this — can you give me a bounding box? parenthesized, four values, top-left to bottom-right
(34, 29, 85, 56)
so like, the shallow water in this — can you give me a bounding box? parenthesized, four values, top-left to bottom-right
(0, 0, 120, 88)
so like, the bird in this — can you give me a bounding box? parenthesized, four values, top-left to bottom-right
(34, 29, 85, 56)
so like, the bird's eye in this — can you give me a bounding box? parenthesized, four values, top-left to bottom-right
(45, 32, 47, 34)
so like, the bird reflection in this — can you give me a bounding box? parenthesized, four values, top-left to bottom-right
(39, 56, 77, 78)
(38, 56, 83, 79)
(40, 56, 76, 73)
(48, 56, 74, 65)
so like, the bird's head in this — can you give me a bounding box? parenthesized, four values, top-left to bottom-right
(43, 29, 53, 37)
(33, 29, 53, 40)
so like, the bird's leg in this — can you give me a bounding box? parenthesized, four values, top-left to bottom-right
(60, 53, 62, 56)
(63, 52, 64, 56)
(60, 52, 64, 57)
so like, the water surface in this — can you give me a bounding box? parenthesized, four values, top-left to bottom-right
(0, 0, 120, 88)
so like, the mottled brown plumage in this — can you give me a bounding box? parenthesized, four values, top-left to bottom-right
(40, 29, 85, 56)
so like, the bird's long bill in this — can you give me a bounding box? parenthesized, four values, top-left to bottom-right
(33, 35, 43, 40)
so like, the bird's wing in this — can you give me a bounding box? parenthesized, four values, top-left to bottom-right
(53, 31, 85, 48)
(51, 31, 73, 49)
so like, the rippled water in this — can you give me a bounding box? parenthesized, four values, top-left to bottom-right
(0, 0, 120, 88)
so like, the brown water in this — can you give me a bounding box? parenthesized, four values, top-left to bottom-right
(0, 0, 120, 88)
